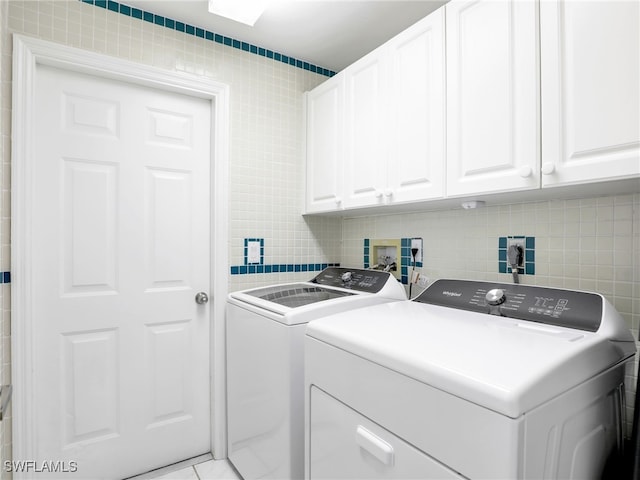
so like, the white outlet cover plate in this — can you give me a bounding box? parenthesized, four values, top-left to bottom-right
(247, 240, 261, 264)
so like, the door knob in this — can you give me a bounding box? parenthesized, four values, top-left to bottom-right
(195, 292, 209, 304)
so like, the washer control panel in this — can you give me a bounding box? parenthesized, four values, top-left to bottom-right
(312, 267, 393, 293)
(416, 279, 603, 332)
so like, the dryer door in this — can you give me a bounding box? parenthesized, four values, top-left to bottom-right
(309, 386, 463, 479)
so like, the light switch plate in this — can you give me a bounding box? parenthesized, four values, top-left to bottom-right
(247, 240, 261, 264)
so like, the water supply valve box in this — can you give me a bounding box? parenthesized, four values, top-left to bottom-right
(370, 239, 401, 279)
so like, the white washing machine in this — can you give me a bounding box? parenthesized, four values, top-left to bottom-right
(305, 279, 636, 479)
(226, 267, 407, 480)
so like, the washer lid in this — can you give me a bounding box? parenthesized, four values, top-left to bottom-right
(244, 284, 354, 308)
(228, 282, 405, 326)
(306, 300, 635, 418)
(227, 267, 407, 325)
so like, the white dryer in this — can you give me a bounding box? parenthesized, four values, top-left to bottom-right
(305, 279, 636, 479)
(227, 267, 407, 480)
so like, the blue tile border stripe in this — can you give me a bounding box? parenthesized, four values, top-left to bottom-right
(0, 272, 10, 284)
(81, 0, 336, 77)
(230, 263, 340, 275)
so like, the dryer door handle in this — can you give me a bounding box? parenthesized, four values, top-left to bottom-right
(355, 425, 394, 466)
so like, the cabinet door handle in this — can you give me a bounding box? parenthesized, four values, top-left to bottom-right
(541, 162, 556, 175)
(518, 166, 533, 178)
(375, 190, 384, 199)
(384, 189, 393, 198)
(355, 425, 394, 466)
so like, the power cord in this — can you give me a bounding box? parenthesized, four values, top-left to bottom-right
(409, 248, 418, 298)
(508, 245, 523, 284)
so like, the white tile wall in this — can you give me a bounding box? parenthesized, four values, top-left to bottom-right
(0, 1, 340, 477)
(341, 193, 640, 435)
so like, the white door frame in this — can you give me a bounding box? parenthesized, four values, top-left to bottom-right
(11, 35, 230, 468)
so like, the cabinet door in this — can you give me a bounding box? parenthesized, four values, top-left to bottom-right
(541, 0, 640, 187)
(446, 0, 539, 197)
(387, 7, 446, 203)
(343, 50, 388, 209)
(305, 77, 344, 213)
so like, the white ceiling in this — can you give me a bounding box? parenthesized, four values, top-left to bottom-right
(123, 0, 447, 72)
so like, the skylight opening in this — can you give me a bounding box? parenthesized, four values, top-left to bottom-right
(208, 0, 271, 26)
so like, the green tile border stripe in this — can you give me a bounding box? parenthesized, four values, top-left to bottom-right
(81, 0, 336, 77)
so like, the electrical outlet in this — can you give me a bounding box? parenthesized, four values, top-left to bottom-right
(498, 236, 535, 276)
(507, 237, 525, 268)
(416, 274, 429, 288)
(411, 237, 423, 264)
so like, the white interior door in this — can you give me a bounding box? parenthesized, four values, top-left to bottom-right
(30, 64, 211, 479)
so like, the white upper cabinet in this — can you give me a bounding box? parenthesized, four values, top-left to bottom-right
(541, 0, 640, 187)
(305, 0, 638, 215)
(446, 0, 540, 197)
(305, 76, 344, 213)
(342, 9, 446, 209)
(343, 49, 388, 208)
(387, 8, 446, 203)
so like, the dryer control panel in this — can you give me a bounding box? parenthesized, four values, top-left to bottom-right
(312, 267, 394, 294)
(415, 279, 603, 332)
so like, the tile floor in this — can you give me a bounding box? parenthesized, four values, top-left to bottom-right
(128, 455, 242, 480)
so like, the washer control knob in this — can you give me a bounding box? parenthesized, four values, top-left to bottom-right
(341, 271, 353, 282)
(485, 288, 506, 306)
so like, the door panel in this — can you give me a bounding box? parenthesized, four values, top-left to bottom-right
(63, 160, 118, 295)
(146, 168, 192, 289)
(33, 64, 211, 479)
(145, 320, 193, 424)
(64, 92, 120, 137)
(62, 329, 119, 446)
